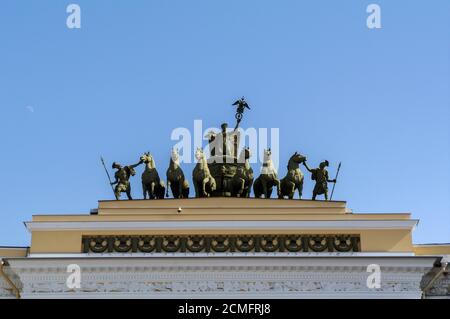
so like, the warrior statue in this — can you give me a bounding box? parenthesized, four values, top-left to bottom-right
(140, 152, 165, 199)
(211, 123, 236, 158)
(279, 152, 307, 199)
(253, 148, 280, 198)
(232, 97, 250, 130)
(192, 148, 216, 197)
(231, 147, 254, 197)
(111, 160, 143, 200)
(166, 148, 189, 198)
(303, 160, 336, 200)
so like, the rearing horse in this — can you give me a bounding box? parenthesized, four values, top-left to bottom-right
(192, 148, 216, 197)
(140, 152, 165, 199)
(279, 152, 307, 199)
(166, 148, 189, 198)
(253, 148, 280, 198)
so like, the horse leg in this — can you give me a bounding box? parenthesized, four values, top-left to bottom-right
(278, 182, 284, 199)
(150, 182, 156, 199)
(202, 178, 209, 197)
(298, 179, 304, 199)
(254, 179, 261, 198)
(166, 181, 171, 198)
(243, 179, 251, 197)
(236, 178, 244, 197)
(169, 181, 176, 199)
(278, 181, 284, 199)
(193, 180, 199, 197)
(275, 179, 281, 197)
(178, 180, 183, 199)
(159, 184, 166, 199)
(262, 181, 268, 199)
(244, 183, 250, 198)
(289, 182, 295, 199)
(142, 183, 147, 199)
(182, 180, 189, 198)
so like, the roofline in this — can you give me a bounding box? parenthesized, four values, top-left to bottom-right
(28, 212, 413, 217)
(414, 243, 450, 246)
(97, 198, 348, 203)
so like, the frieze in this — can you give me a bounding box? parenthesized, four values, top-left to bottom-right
(82, 234, 360, 254)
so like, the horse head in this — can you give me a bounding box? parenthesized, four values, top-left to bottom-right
(140, 152, 155, 168)
(238, 147, 251, 163)
(195, 147, 205, 162)
(204, 130, 217, 140)
(263, 148, 272, 163)
(170, 148, 180, 164)
(291, 151, 307, 164)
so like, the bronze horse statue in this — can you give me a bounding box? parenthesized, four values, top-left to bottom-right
(166, 148, 189, 198)
(192, 148, 216, 197)
(140, 152, 165, 199)
(253, 148, 280, 198)
(279, 152, 307, 199)
(231, 147, 254, 197)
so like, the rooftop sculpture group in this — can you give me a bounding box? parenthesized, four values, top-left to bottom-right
(102, 97, 340, 201)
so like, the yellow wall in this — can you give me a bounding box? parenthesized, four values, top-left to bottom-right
(0, 247, 28, 258)
(30, 232, 80, 254)
(360, 230, 412, 252)
(414, 244, 450, 255)
(29, 229, 414, 253)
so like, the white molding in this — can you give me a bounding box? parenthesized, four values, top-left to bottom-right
(7, 255, 437, 270)
(4, 256, 435, 299)
(19, 292, 423, 299)
(27, 252, 416, 258)
(24, 219, 418, 232)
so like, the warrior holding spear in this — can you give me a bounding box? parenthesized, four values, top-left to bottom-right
(101, 157, 142, 200)
(303, 160, 338, 201)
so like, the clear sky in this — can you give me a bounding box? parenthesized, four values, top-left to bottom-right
(0, 0, 449, 246)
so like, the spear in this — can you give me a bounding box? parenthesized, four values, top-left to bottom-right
(100, 156, 116, 197)
(330, 162, 341, 201)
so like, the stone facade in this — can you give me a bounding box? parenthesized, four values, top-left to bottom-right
(2, 255, 438, 299)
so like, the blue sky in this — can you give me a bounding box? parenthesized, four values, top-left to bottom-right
(0, 1, 449, 246)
